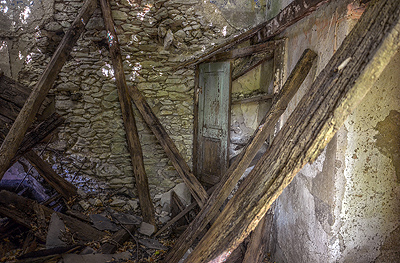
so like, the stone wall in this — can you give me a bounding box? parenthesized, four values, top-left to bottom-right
(0, 0, 241, 197)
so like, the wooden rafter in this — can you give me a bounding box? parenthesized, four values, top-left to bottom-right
(185, 0, 400, 261)
(99, 0, 155, 225)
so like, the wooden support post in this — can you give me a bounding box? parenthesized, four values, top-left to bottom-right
(0, 0, 97, 180)
(127, 85, 209, 207)
(99, 0, 155, 226)
(185, 1, 400, 261)
(175, 0, 329, 69)
(24, 150, 77, 200)
(163, 49, 317, 263)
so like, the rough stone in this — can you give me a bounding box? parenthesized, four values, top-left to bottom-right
(138, 222, 156, 236)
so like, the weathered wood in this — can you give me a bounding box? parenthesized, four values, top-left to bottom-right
(0, 0, 97, 180)
(100, 224, 136, 254)
(127, 85, 209, 207)
(10, 113, 65, 164)
(231, 94, 273, 105)
(206, 41, 276, 62)
(99, 0, 155, 226)
(242, 214, 267, 263)
(0, 190, 104, 243)
(232, 52, 274, 81)
(175, 0, 329, 69)
(163, 49, 317, 263)
(186, 1, 400, 261)
(0, 74, 51, 114)
(24, 150, 77, 200)
(171, 191, 190, 224)
(154, 185, 217, 237)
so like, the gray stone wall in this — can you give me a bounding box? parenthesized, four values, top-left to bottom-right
(4, 0, 239, 197)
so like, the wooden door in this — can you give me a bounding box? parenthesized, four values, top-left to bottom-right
(196, 62, 231, 186)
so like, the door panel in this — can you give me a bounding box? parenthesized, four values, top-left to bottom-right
(197, 62, 231, 186)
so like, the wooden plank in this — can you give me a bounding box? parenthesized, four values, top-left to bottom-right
(175, 0, 330, 70)
(127, 85, 209, 207)
(154, 185, 216, 237)
(23, 150, 77, 200)
(0, 0, 97, 180)
(231, 94, 274, 105)
(242, 214, 267, 263)
(0, 190, 104, 243)
(171, 191, 190, 224)
(162, 49, 317, 263)
(100, 225, 136, 254)
(232, 52, 274, 81)
(206, 41, 276, 62)
(185, 1, 400, 261)
(99, 0, 155, 226)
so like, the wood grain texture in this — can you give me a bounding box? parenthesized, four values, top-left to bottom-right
(99, 0, 155, 226)
(0, 0, 97, 180)
(186, 1, 400, 261)
(162, 49, 317, 263)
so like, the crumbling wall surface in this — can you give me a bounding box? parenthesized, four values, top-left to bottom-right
(270, 1, 400, 262)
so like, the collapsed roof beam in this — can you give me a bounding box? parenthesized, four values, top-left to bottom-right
(0, 0, 97, 180)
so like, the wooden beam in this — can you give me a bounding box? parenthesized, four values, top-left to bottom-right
(23, 150, 77, 200)
(175, 0, 329, 70)
(185, 1, 400, 261)
(99, 0, 155, 226)
(127, 85, 209, 207)
(206, 41, 276, 62)
(242, 214, 267, 263)
(10, 113, 65, 164)
(162, 49, 317, 263)
(0, 0, 97, 180)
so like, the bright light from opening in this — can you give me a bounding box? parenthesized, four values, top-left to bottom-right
(20, 6, 31, 24)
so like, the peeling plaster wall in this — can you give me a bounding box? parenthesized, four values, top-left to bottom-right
(270, 1, 400, 262)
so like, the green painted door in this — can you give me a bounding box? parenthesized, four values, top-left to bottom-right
(197, 62, 231, 186)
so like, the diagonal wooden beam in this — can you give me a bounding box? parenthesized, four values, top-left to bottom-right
(205, 41, 276, 63)
(185, 0, 400, 261)
(162, 49, 317, 263)
(127, 85, 209, 208)
(99, 0, 155, 226)
(0, 0, 97, 180)
(175, 0, 330, 70)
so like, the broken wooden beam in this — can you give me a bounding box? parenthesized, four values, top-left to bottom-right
(162, 49, 317, 263)
(0, 0, 97, 180)
(24, 150, 77, 200)
(127, 85, 209, 208)
(185, 1, 400, 261)
(10, 113, 65, 164)
(99, 0, 155, 226)
(206, 41, 276, 62)
(175, 0, 329, 69)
